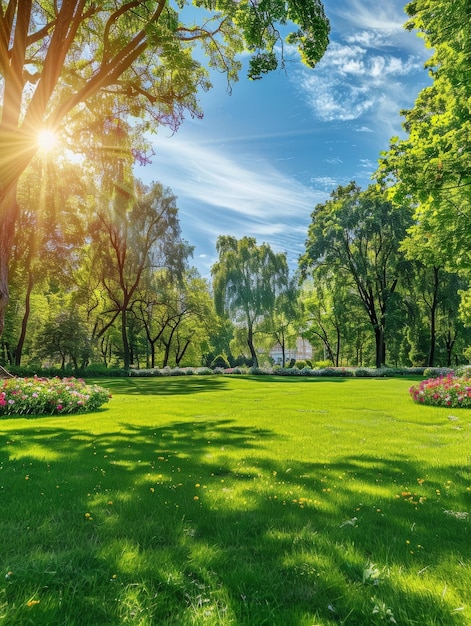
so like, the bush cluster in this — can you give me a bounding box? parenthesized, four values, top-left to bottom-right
(4, 364, 129, 378)
(128, 365, 432, 378)
(0, 377, 111, 417)
(409, 373, 471, 408)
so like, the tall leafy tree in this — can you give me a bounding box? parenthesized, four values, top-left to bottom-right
(377, 0, 471, 272)
(91, 180, 190, 369)
(7, 152, 88, 365)
(300, 183, 412, 368)
(267, 274, 300, 367)
(212, 236, 289, 367)
(0, 0, 330, 335)
(300, 273, 357, 366)
(134, 267, 216, 368)
(33, 306, 91, 370)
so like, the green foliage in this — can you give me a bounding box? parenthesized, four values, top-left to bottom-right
(377, 0, 471, 272)
(33, 309, 92, 370)
(210, 353, 230, 368)
(300, 183, 412, 368)
(212, 236, 290, 367)
(313, 360, 331, 369)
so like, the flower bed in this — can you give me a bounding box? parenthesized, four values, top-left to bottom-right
(0, 376, 111, 417)
(409, 374, 471, 408)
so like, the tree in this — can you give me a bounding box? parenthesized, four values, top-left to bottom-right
(377, 0, 471, 273)
(269, 275, 300, 367)
(134, 267, 216, 368)
(300, 183, 412, 368)
(91, 180, 190, 369)
(33, 307, 91, 370)
(7, 151, 88, 365)
(212, 236, 289, 367)
(300, 273, 356, 367)
(0, 0, 330, 335)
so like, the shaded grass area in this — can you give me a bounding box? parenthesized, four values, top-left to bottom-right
(0, 376, 470, 625)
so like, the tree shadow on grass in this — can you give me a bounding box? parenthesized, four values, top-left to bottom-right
(96, 375, 228, 396)
(0, 419, 470, 625)
(236, 375, 348, 384)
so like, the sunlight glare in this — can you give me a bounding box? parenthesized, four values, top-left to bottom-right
(37, 129, 57, 152)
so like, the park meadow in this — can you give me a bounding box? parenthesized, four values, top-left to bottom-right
(1, 375, 470, 625)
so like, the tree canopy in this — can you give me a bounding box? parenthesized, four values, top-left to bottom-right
(377, 0, 471, 272)
(0, 0, 330, 335)
(300, 183, 411, 368)
(212, 235, 289, 367)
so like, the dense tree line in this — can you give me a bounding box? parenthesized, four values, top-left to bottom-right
(1, 0, 469, 371)
(2, 182, 469, 371)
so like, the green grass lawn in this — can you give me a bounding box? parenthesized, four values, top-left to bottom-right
(1, 375, 470, 625)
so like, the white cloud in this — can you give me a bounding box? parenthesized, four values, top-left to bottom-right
(331, 0, 405, 32)
(310, 176, 342, 189)
(154, 141, 312, 220)
(297, 36, 424, 129)
(345, 30, 391, 48)
(144, 136, 328, 269)
(352, 125, 373, 133)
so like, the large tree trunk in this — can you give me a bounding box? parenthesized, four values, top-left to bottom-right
(335, 325, 340, 367)
(121, 309, 131, 369)
(247, 323, 258, 367)
(374, 326, 385, 369)
(0, 186, 20, 337)
(427, 266, 440, 367)
(15, 267, 34, 366)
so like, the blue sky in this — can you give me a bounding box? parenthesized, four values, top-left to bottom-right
(138, 0, 431, 279)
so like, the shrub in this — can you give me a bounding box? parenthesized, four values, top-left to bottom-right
(313, 360, 332, 369)
(354, 368, 372, 377)
(409, 375, 471, 408)
(320, 367, 353, 377)
(249, 366, 272, 375)
(273, 367, 298, 376)
(0, 377, 111, 417)
(129, 368, 163, 377)
(454, 364, 471, 378)
(294, 360, 307, 369)
(423, 367, 454, 379)
(196, 367, 213, 376)
(211, 354, 230, 369)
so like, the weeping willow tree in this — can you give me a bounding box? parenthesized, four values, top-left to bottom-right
(211, 235, 289, 367)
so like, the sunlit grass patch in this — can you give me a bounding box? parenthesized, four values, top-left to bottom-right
(0, 376, 470, 624)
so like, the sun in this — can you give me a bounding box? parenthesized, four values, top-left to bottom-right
(37, 128, 58, 152)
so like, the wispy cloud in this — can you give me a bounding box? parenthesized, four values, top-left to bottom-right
(297, 36, 425, 131)
(154, 139, 313, 219)
(330, 0, 405, 32)
(352, 125, 373, 133)
(292, 0, 427, 132)
(147, 136, 328, 271)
